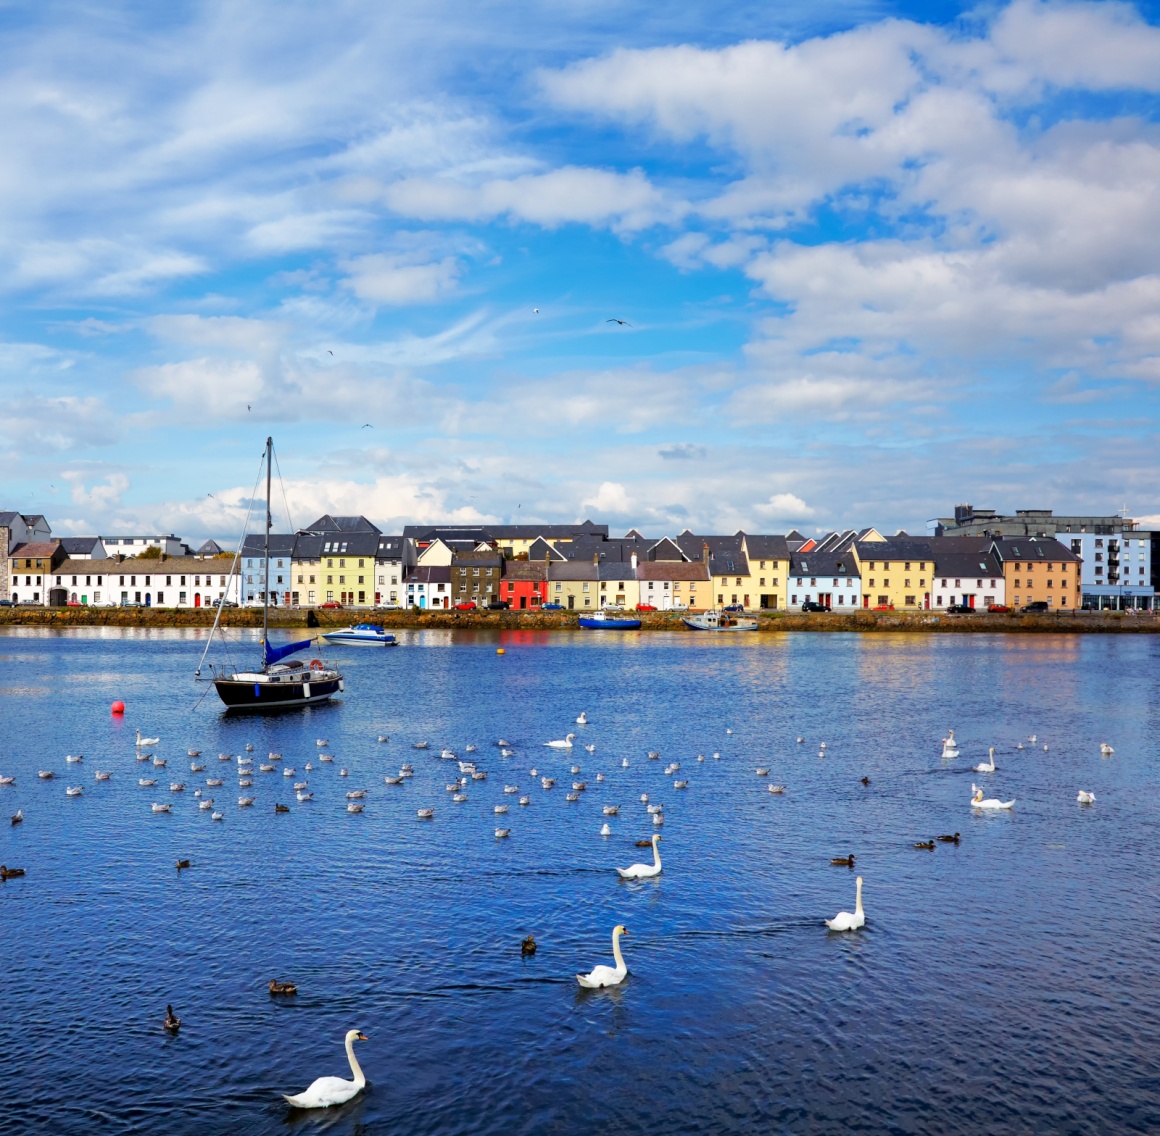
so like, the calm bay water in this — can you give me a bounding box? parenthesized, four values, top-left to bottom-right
(1, 627, 1159, 1135)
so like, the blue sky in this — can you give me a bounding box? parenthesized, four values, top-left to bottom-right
(4, 0, 1160, 544)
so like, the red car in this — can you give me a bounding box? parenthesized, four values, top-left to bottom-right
(455, 601, 477, 611)
(988, 604, 1011, 613)
(873, 604, 895, 611)
(635, 603, 657, 612)
(319, 602, 343, 610)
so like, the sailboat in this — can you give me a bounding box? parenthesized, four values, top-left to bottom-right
(200, 438, 344, 711)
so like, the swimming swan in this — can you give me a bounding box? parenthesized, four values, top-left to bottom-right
(136, 729, 160, 747)
(576, 925, 629, 989)
(974, 747, 996, 773)
(970, 785, 1014, 809)
(1077, 790, 1096, 804)
(617, 833, 661, 879)
(1100, 743, 1114, 756)
(283, 1030, 368, 1109)
(825, 876, 865, 932)
(576, 712, 588, 725)
(545, 734, 576, 749)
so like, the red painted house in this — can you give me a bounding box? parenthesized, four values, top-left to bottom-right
(501, 560, 548, 610)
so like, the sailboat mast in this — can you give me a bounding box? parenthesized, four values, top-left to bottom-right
(263, 436, 272, 664)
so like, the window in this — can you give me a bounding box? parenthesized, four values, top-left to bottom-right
(582, 583, 590, 592)
(905, 562, 911, 570)
(883, 578, 890, 587)
(308, 590, 315, 604)
(379, 575, 385, 584)
(460, 568, 467, 576)
(473, 567, 481, 576)
(358, 576, 364, 584)
(797, 578, 803, 586)
(954, 579, 961, 588)
(905, 595, 916, 606)
(339, 559, 345, 568)
(359, 559, 364, 567)
(905, 579, 911, 587)
(179, 591, 187, 603)
(297, 575, 303, 583)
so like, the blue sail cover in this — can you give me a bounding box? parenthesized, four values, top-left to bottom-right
(264, 638, 314, 666)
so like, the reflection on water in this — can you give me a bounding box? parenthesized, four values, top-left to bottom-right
(1, 628, 1159, 1136)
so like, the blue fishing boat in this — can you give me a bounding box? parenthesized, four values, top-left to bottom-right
(579, 611, 642, 630)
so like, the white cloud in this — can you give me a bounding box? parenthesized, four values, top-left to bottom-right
(754, 492, 816, 520)
(383, 166, 679, 231)
(581, 481, 632, 514)
(340, 253, 461, 305)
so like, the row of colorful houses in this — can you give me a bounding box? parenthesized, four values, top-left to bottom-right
(4, 506, 1155, 612)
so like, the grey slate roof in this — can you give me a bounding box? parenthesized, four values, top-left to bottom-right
(989, 537, 1081, 564)
(301, 515, 381, 534)
(674, 534, 750, 575)
(929, 549, 1004, 578)
(743, 534, 791, 561)
(406, 565, 452, 584)
(791, 550, 859, 577)
(241, 534, 297, 558)
(376, 536, 405, 558)
(60, 537, 105, 557)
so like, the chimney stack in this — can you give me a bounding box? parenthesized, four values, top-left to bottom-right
(631, 552, 638, 572)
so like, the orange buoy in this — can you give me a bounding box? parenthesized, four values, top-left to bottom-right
(111, 700, 125, 714)
(496, 648, 505, 655)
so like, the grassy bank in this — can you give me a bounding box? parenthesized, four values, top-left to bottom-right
(0, 607, 1156, 633)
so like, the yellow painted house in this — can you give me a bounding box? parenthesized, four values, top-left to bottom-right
(852, 539, 936, 609)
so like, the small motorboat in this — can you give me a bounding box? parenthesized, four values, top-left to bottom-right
(579, 611, 642, 631)
(683, 610, 758, 632)
(321, 624, 398, 647)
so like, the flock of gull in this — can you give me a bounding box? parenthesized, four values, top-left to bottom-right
(0, 712, 1118, 1109)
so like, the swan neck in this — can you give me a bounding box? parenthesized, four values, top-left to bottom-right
(346, 1034, 366, 1087)
(854, 878, 863, 916)
(612, 928, 626, 972)
(653, 837, 662, 868)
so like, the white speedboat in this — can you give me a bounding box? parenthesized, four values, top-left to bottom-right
(683, 610, 758, 632)
(322, 624, 398, 647)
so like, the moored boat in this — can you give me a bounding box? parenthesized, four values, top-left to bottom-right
(579, 610, 642, 630)
(322, 624, 397, 646)
(197, 437, 344, 711)
(683, 610, 758, 632)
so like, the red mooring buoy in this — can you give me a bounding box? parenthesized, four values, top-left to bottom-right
(111, 700, 125, 715)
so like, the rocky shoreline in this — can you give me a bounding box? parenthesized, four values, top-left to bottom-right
(0, 607, 1156, 633)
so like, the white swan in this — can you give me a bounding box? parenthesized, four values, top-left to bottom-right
(1077, 790, 1096, 804)
(136, 729, 160, 747)
(825, 876, 865, 932)
(585, 744, 595, 753)
(284, 1029, 368, 1109)
(576, 925, 629, 989)
(970, 785, 1015, 809)
(1100, 743, 1114, 756)
(941, 729, 959, 757)
(974, 747, 996, 773)
(544, 733, 576, 749)
(576, 712, 588, 725)
(617, 833, 661, 879)
(600, 823, 611, 836)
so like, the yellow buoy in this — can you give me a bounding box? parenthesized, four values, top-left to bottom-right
(496, 648, 505, 655)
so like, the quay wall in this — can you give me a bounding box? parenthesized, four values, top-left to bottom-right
(0, 608, 1158, 633)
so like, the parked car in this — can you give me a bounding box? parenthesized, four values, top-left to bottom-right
(542, 603, 564, 611)
(319, 602, 343, 610)
(455, 601, 477, 611)
(723, 603, 745, 613)
(946, 603, 974, 614)
(487, 600, 509, 610)
(872, 604, 894, 611)
(211, 599, 238, 608)
(635, 603, 657, 612)
(988, 604, 1010, 613)
(1021, 601, 1049, 613)
(0, 599, 14, 607)
(800, 601, 828, 613)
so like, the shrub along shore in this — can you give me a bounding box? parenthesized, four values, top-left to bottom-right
(0, 607, 1157, 633)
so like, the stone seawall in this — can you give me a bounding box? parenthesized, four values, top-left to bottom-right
(0, 607, 1157, 633)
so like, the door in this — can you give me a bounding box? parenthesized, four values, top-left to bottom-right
(567, 595, 575, 610)
(520, 597, 527, 610)
(194, 594, 201, 608)
(145, 594, 151, 607)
